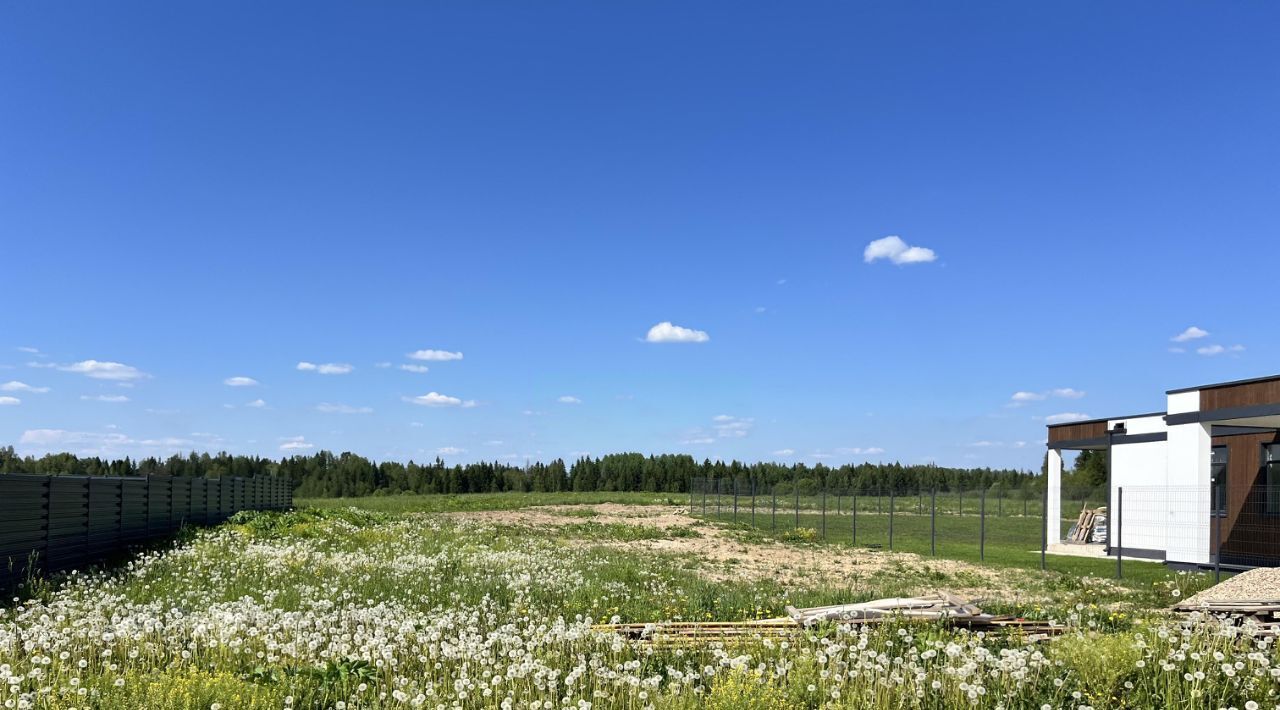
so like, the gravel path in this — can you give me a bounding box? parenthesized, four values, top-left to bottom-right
(1180, 567, 1280, 606)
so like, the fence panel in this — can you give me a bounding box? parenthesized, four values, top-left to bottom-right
(0, 474, 292, 591)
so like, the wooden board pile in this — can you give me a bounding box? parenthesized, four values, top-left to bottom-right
(1065, 506, 1107, 544)
(597, 593, 1065, 646)
(1172, 568, 1280, 634)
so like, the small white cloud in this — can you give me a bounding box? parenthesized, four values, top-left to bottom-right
(60, 360, 149, 381)
(435, 446, 466, 455)
(1, 381, 49, 393)
(968, 441, 998, 448)
(245, 399, 267, 408)
(484, 440, 504, 446)
(223, 376, 259, 387)
(863, 235, 937, 265)
(399, 363, 430, 373)
(711, 415, 753, 438)
(568, 450, 592, 458)
(557, 395, 582, 404)
(682, 437, 716, 445)
(836, 446, 886, 456)
(772, 448, 796, 456)
(810, 452, 834, 459)
(27, 361, 57, 369)
(754, 306, 767, 314)
(296, 361, 353, 375)
(1168, 347, 1186, 354)
(316, 402, 373, 414)
(1172, 326, 1209, 342)
(1009, 391, 1046, 406)
(407, 349, 464, 362)
(645, 322, 710, 343)
(1196, 344, 1245, 356)
(1051, 388, 1086, 399)
(16, 346, 40, 354)
(403, 391, 477, 408)
(80, 394, 129, 403)
(0, 396, 19, 406)
(1045, 412, 1091, 424)
(279, 436, 314, 451)
(374, 362, 392, 368)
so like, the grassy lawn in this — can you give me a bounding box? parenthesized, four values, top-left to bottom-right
(3, 492, 1265, 709)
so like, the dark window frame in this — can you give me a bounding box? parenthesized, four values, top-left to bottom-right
(1210, 445, 1228, 518)
(1263, 444, 1280, 517)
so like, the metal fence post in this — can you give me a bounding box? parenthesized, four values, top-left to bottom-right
(733, 478, 738, 523)
(889, 488, 895, 551)
(690, 478, 695, 515)
(1215, 490, 1223, 583)
(821, 488, 827, 540)
(1116, 486, 1124, 580)
(794, 475, 800, 530)
(751, 479, 756, 527)
(771, 487, 776, 531)
(930, 487, 937, 555)
(702, 478, 707, 516)
(716, 478, 721, 518)
(852, 492, 858, 545)
(980, 487, 986, 562)
(1040, 478, 1047, 571)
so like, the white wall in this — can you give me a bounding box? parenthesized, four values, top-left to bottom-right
(1110, 440, 1168, 554)
(1110, 414, 1167, 436)
(1165, 419, 1212, 565)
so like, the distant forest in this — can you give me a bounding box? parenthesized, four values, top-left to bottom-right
(0, 446, 1107, 498)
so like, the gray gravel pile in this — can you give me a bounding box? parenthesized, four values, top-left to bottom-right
(1180, 567, 1280, 606)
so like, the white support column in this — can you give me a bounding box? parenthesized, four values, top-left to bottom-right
(1046, 448, 1063, 545)
(1166, 421, 1212, 565)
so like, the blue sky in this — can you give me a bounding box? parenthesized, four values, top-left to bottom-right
(2, 2, 1278, 469)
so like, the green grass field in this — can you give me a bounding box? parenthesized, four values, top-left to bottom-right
(6, 492, 1262, 708)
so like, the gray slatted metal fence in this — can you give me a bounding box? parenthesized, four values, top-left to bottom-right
(0, 475, 291, 591)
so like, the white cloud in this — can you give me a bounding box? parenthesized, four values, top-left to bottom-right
(27, 361, 57, 369)
(316, 402, 373, 414)
(0, 396, 19, 406)
(296, 361, 353, 375)
(1172, 326, 1209, 342)
(1, 381, 49, 393)
(245, 398, 267, 408)
(645, 322, 710, 343)
(968, 441, 998, 448)
(863, 235, 937, 265)
(810, 452, 834, 459)
(279, 436, 314, 451)
(1168, 347, 1186, 354)
(836, 446, 886, 456)
(1009, 388, 1085, 406)
(772, 448, 796, 456)
(1197, 344, 1245, 356)
(557, 395, 582, 404)
(435, 446, 466, 456)
(407, 349, 464, 362)
(399, 364, 430, 373)
(682, 437, 716, 445)
(711, 415, 753, 438)
(16, 346, 40, 354)
(17, 428, 200, 456)
(484, 440, 504, 446)
(374, 362, 392, 368)
(403, 391, 477, 408)
(1045, 412, 1092, 424)
(60, 360, 149, 381)
(223, 376, 259, 387)
(80, 394, 129, 403)
(1009, 391, 1046, 405)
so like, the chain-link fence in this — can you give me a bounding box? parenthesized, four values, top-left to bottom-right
(689, 476, 1104, 567)
(690, 477, 1280, 580)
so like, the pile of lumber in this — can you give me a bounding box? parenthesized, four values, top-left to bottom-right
(1065, 506, 1107, 544)
(1173, 568, 1280, 634)
(596, 593, 1065, 646)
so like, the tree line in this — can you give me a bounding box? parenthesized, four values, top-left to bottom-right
(0, 446, 1105, 499)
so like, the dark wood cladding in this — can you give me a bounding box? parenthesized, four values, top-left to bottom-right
(1047, 421, 1107, 444)
(1202, 378, 1280, 412)
(1213, 431, 1280, 563)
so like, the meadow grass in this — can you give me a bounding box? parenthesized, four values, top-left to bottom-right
(0, 496, 1271, 709)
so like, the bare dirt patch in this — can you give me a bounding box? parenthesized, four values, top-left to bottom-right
(441, 504, 1014, 596)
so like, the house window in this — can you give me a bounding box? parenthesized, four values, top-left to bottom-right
(1264, 445, 1280, 515)
(1211, 446, 1228, 517)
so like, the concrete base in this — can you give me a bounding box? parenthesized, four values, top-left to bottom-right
(1046, 542, 1107, 558)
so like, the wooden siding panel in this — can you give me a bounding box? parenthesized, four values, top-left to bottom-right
(1213, 432, 1280, 563)
(1202, 379, 1280, 412)
(1048, 421, 1107, 444)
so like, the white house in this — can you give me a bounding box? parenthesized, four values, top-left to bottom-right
(1046, 375, 1280, 568)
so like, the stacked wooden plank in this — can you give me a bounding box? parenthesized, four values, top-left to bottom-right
(596, 593, 1065, 646)
(1172, 568, 1280, 634)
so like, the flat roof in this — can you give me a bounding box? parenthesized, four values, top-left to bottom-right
(1045, 411, 1166, 428)
(1168, 373, 1280, 395)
